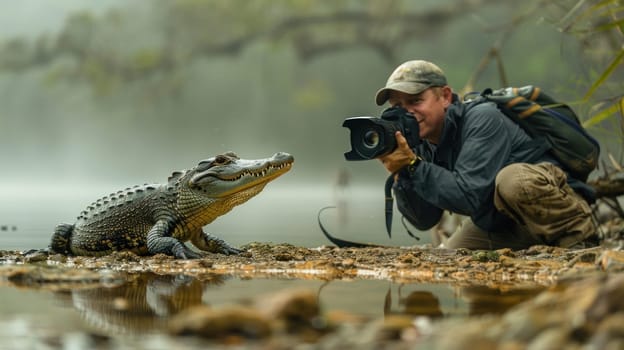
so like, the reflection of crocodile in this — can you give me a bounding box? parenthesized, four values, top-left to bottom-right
(50, 152, 293, 259)
(58, 273, 224, 335)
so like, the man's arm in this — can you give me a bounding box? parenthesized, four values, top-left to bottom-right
(378, 131, 443, 230)
(400, 105, 513, 216)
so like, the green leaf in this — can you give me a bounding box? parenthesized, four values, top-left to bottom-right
(583, 47, 624, 101)
(561, 1, 624, 34)
(594, 18, 624, 32)
(583, 96, 624, 128)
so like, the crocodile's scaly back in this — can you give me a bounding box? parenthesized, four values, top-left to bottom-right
(63, 183, 169, 256)
(50, 152, 294, 258)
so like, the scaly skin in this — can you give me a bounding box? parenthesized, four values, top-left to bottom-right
(50, 152, 293, 259)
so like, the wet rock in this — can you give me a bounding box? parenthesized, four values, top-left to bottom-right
(325, 310, 368, 325)
(524, 245, 560, 256)
(23, 250, 49, 263)
(586, 274, 624, 323)
(501, 308, 563, 342)
(422, 317, 501, 350)
(193, 259, 214, 269)
(598, 250, 624, 271)
(496, 248, 516, 257)
(273, 253, 294, 261)
(397, 253, 419, 264)
(375, 315, 414, 341)
(168, 305, 272, 340)
(420, 273, 624, 349)
(526, 327, 571, 350)
(107, 251, 142, 263)
(566, 250, 600, 267)
(340, 258, 356, 268)
(47, 253, 68, 263)
(168, 288, 322, 342)
(0, 265, 121, 287)
(254, 288, 320, 332)
(589, 313, 624, 349)
(349, 314, 416, 347)
(499, 255, 520, 267)
(472, 250, 500, 262)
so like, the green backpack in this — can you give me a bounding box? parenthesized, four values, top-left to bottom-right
(466, 86, 600, 182)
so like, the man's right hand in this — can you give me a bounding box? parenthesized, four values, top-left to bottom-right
(378, 131, 417, 174)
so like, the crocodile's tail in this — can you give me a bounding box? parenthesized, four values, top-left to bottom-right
(49, 223, 74, 255)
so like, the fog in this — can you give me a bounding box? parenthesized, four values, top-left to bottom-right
(0, 1, 597, 249)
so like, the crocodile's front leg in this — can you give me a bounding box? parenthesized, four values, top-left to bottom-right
(147, 220, 204, 259)
(191, 230, 243, 255)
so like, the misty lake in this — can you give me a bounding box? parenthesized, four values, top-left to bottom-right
(0, 183, 544, 348)
(0, 182, 427, 251)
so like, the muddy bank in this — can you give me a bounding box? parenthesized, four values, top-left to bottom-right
(1, 243, 624, 349)
(3, 242, 624, 285)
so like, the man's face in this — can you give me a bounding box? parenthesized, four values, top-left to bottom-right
(387, 87, 451, 144)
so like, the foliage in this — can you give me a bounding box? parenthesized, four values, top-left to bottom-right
(0, 0, 621, 180)
(0, 0, 499, 91)
(458, 0, 623, 164)
(554, 0, 624, 162)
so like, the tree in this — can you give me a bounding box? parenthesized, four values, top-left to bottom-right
(0, 0, 621, 184)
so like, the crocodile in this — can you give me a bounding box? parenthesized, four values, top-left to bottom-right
(50, 152, 293, 259)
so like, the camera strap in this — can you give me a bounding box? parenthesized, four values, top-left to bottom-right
(316, 174, 420, 248)
(384, 174, 420, 241)
(317, 206, 385, 248)
(384, 174, 395, 237)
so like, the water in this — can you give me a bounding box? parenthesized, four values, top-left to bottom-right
(0, 273, 543, 345)
(0, 182, 428, 251)
(0, 183, 545, 347)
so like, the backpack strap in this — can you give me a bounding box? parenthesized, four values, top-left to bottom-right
(475, 88, 553, 163)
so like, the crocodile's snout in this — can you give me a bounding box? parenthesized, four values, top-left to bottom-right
(271, 152, 294, 162)
(189, 152, 293, 196)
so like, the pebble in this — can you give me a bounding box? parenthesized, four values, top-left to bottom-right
(598, 250, 624, 270)
(168, 305, 272, 340)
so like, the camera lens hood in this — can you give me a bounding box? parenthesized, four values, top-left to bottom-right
(342, 117, 398, 161)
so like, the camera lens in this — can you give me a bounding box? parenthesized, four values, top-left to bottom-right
(343, 117, 397, 161)
(363, 130, 380, 148)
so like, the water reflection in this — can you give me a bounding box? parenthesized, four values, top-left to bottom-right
(6, 274, 544, 339)
(380, 283, 543, 319)
(458, 285, 543, 315)
(391, 289, 444, 318)
(55, 273, 225, 335)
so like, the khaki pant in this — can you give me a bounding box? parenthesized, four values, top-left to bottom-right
(441, 162, 595, 250)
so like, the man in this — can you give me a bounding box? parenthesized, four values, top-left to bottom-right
(375, 60, 596, 250)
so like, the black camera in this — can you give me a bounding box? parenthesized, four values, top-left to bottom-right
(342, 106, 421, 161)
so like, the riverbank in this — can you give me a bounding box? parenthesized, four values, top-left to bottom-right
(4, 242, 622, 285)
(1, 243, 624, 349)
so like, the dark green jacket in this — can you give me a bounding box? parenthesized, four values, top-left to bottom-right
(394, 94, 592, 232)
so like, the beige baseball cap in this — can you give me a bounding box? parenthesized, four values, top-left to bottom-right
(375, 60, 448, 105)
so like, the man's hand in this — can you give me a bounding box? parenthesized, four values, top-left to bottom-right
(378, 131, 417, 173)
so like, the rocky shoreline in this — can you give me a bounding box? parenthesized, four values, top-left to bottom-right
(1, 243, 624, 349)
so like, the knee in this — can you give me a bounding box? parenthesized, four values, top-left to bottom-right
(495, 162, 565, 203)
(495, 163, 531, 202)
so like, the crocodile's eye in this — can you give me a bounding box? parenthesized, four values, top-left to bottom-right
(223, 151, 239, 160)
(214, 155, 230, 165)
(196, 154, 234, 171)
